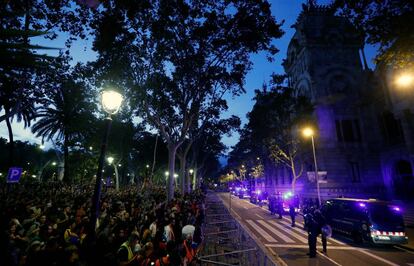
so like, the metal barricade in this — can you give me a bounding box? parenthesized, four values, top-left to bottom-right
(197, 193, 276, 266)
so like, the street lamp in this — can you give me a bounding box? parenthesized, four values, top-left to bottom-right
(91, 89, 123, 231)
(189, 169, 194, 190)
(302, 127, 321, 206)
(107, 156, 119, 191)
(395, 73, 413, 88)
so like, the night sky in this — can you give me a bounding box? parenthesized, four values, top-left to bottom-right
(0, 0, 377, 151)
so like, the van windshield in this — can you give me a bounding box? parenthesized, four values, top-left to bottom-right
(368, 204, 404, 228)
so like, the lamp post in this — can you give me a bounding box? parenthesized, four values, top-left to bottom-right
(189, 169, 194, 191)
(91, 89, 123, 231)
(107, 156, 120, 191)
(302, 127, 321, 206)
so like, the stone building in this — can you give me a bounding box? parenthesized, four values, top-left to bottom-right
(281, 3, 414, 200)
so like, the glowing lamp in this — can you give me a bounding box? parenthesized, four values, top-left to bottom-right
(107, 156, 114, 164)
(395, 73, 414, 88)
(302, 127, 314, 138)
(358, 202, 366, 208)
(101, 90, 123, 115)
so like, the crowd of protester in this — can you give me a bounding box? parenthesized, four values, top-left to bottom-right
(0, 180, 206, 266)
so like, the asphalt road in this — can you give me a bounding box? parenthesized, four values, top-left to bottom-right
(217, 193, 414, 266)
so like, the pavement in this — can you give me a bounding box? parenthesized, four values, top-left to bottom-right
(219, 192, 414, 266)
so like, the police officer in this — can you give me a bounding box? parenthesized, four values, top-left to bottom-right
(314, 209, 328, 254)
(289, 203, 296, 227)
(304, 211, 318, 258)
(276, 195, 283, 219)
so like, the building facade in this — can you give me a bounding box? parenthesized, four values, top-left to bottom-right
(281, 3, 414, 200)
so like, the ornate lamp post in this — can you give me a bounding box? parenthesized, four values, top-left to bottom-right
(90, 89, 123, 231)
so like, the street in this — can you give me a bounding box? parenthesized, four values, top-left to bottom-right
(218, 193, 414, 266)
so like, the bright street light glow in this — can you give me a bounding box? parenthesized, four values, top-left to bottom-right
(146, 164, 150, 168)
(39, 144, 45, 150)
(395, 73, 414, 88)
(118, 164, 122, 167)
(189, 169, 194, 174)
(89, 146, 93, 151)
(52, 162, 57, 166)
(107, 156, 114, 164)
(165, 171, 169, 176)
(302, 127, 314, 137)
(174, 174, 178, 178)
(32, 175, 36, 178)
(101, 90, 123, 115)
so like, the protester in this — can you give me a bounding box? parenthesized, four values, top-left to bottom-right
(0, 180, 206, 266)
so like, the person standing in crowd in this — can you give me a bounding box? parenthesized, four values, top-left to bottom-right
(117, 232, 140, 265)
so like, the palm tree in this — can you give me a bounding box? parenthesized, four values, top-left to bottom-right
(32, 76, 95, 183)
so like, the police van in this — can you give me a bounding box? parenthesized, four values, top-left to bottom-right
(321, 198, 408, 244)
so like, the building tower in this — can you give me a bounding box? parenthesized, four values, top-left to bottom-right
(283, 2, 385, 198)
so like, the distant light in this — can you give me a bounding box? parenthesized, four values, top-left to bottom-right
(89, 146, 93, 151)
(107, 156, 114, 164)
(127, 173, 130, 176)
(165, 171, 169, 177)
(395, 73, 414, 88)
(31, 175, 36, 178)
(283, 191, 293, 199)
(256, 190, 262, 195)
(118, 164, 122, 167)
(39, 144, 45, 150)
(241, 165, 245, 168)
(358, 202, 366, 208)
(392, 206, 401, 212)
(0, 173, 3, 176)
(174, 174, 178, 178)
(189, 169, 194, 174)
(146, 164, 150, 168)
(302, 127, 314, 138)
(214, 183, 218, 187)
(256, 157, 260, 160)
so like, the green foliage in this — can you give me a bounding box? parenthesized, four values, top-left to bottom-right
(333, 0, 414, 68)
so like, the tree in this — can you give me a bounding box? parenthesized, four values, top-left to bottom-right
(333, 0, 414, 68)
(89, 0, 284, 200)
(31, 62, 96, 183)
(269, 140, 303, 194)
(228, 74, 313, 190)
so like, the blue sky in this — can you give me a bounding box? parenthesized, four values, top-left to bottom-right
(1, 0, 377, 152)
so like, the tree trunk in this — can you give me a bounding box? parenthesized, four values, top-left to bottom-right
(179, 156, 186, 194)
(167, 144, 177, 201)
(291, 159, 297, 194)
(151, 135, 158, 180)
(5, 109, 14, 168)
(63, 137, 70, 183)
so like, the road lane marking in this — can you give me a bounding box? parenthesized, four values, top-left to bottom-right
(267, 220, 308, 243)
(257, 220, 295, 243)
(265, 244, 356, 249)
(280, 217, 345, 245)
(256, 214, 265, 219)
(393, 245, 414, 255)
(357, 249, 400, 266)
(246, 219, 278, 243)
(277, 219, 324, 245)
(317, 250, 343, 266)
